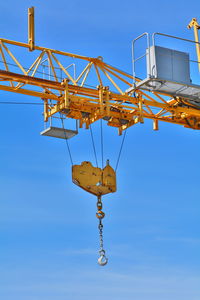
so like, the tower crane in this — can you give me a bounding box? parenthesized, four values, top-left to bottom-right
(1, 7, 200, 265)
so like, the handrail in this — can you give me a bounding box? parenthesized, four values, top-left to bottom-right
(152, 32, 200, 47)
(132, 32, 150, 84)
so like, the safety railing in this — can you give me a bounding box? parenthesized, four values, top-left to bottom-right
(132, 32, 200, 86)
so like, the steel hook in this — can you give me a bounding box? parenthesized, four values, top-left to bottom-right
(97, 251, 108, 266)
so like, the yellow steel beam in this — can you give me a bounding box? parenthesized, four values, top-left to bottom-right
(80, 63, 93, 87)
(1, 69, 200, 117)
(188, 18, 200, 72)
(1, 68, 200, 130)
(28, 7, 35, 51)
(0, 37, 139, 84)
(1, 42, 27, 75)
(50, 52, 77, 85)
(94, 64, 103, 86)
(0, 30, 200, 132)
(0, 44, 14, 87)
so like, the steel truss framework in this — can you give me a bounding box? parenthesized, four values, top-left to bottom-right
(1, 37, 200, 134)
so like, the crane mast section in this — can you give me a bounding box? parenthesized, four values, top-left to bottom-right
(0, 38, 200, 131)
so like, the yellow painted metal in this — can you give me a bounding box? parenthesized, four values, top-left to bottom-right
(28, 7, 35, 51)
(1, 67, 200, 130)
(0, 10, 200, 132)
(50, 52, 77, 85)
(1, 42, 27, 75)
(187, 18, 200, 72)
(0, 44, 14, 87)
(72, 161, 116, 196)
(153, 119, 159, 131)
(62, 78, 70, 108)
(138, 98, 144, 124)
(3, 7, 200, 213)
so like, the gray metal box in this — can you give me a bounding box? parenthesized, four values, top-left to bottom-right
(146, 46, 191, 84)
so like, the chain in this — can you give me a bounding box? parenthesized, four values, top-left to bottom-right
(96, 195, 108, 266)
(98, 220, 104, 250)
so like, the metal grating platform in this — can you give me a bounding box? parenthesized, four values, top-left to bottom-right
(40, 126, 78, 139)
(133, 77, 200, 102)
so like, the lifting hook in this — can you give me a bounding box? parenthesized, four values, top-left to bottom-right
(98, 249, 108, 266)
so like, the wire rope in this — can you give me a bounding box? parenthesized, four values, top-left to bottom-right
(115, 130, 127, 172)
(90, 125, 98, 168)
(59, 113, 74, 166)
(100, 119, 104, 168)
(0, 101, 43, 105)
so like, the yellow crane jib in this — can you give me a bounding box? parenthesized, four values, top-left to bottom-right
(2, 7, 200, 265)
(72, 160, 116, 196)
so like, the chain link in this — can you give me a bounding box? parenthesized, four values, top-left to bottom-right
(98, 219, 104, 251)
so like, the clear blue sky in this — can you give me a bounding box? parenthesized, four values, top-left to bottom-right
(0, 1, 200, 299)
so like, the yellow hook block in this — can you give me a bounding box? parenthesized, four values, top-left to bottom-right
(72, 161, 116, 196)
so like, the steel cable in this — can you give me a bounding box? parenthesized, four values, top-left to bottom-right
(90, 125, 98, 168)
(100, 119, 104, 168)
(115, 130, 127, 172)
(60, 113, 74, 166)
